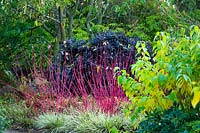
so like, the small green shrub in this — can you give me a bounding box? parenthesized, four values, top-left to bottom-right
(0, 101, 35, 130)
(137, 106, 200, 132)
(0, 115, 11, 132)
(35, 110, 133, 133)
(184, 120, 200, 132)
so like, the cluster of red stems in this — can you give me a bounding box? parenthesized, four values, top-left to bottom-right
(15, 49, 135, 114)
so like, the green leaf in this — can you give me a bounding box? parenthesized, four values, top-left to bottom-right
(176, 76, 184, 88)
(167, 90, 177, 102)
(131, 64, 136, 74)
(141, 96, 147, 102)
(183, 74, 191, 83)
(117, 76, 123, 85)
(65, 0, 71, 3)
(34, 20, 42, 26)
(109, 126, 119, 133)
(158, 73, 167, 87)
(135, 106, 145, 114)
(121, 70, 127, 75)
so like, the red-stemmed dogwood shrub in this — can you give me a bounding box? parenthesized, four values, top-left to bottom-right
(14, 49, 132, 113)
(13, 32, 153, 114)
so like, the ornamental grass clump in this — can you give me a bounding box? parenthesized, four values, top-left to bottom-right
(35, 109, 133, 133)
(35, 112, 75, 133)
(74, 111, 133, 133)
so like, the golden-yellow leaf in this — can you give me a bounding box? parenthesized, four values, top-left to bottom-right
(191, 87, 200, 108)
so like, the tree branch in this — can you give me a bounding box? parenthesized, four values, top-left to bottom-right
(86, 0, 94, 36)
(38, 19, 57, 37)
(66, 0, 80, 17)
(27, 5, 60, 24)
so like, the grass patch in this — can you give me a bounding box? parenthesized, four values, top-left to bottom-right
(35, 109, 133, 133)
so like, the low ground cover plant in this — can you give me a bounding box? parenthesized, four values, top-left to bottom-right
(0, 96, 35, 131)
(0, 115, 11, 133)
(137, 106, 200, 132)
